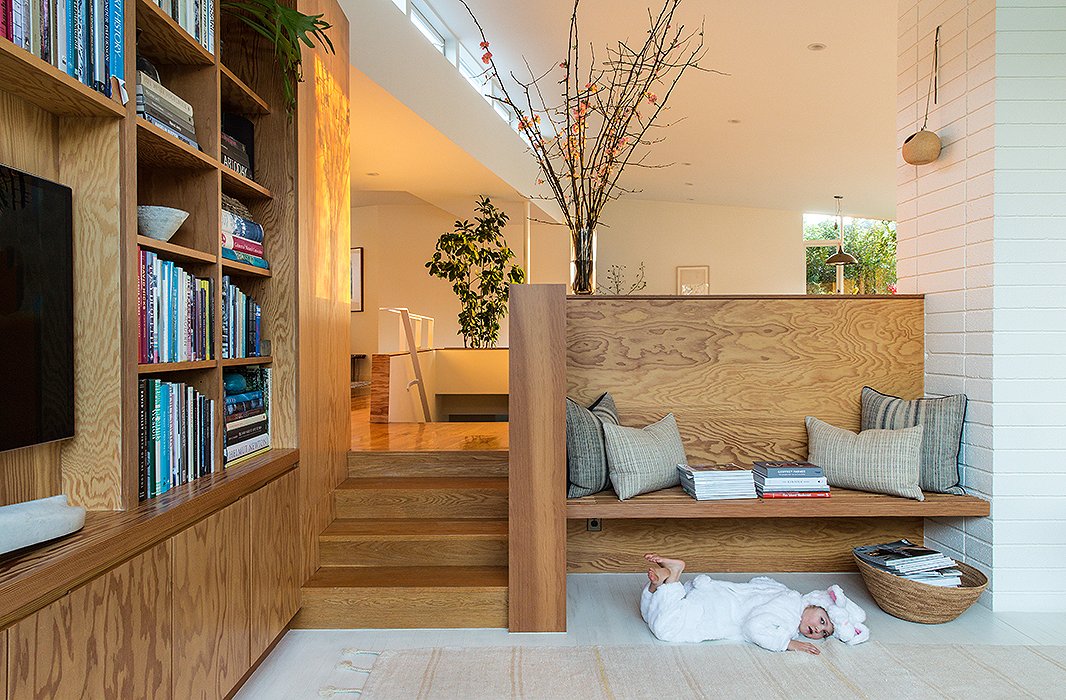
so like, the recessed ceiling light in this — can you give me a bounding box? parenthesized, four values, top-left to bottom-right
(681, 161, 693, 166)
(366, 172, 380, 176)
(684, 182, 694, 186)
(807, 42, 827, 51)
(686, 197, 694, 201)
(727, 119, 741, 124)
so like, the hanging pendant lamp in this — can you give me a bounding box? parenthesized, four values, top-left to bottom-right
(826, 196, 857, 267)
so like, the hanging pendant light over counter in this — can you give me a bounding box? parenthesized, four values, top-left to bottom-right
(827, 195, 856, 294)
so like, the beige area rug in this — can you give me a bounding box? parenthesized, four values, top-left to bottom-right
(358, 642, 1066, 699)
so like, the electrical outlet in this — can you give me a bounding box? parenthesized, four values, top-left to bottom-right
(587, 518, 601, 532)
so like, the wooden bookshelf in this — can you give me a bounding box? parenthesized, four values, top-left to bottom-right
(137, 235, 218, 264)
(136, 119, 219, 170)
(222, 356, 274, 367)
(134, 0, 216, 66)
(222, 257, 273, 278)
(220, 64, 271, 115)
(221, 166, 273, 200)
(138, 360, 219, 374)
(0, 41, 127, 118)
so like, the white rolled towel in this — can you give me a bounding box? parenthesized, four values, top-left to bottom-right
(0, 495, 87, 556)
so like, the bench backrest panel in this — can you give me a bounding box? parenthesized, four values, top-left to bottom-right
(566, 296, 924, 465)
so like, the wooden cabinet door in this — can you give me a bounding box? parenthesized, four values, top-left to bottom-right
(248, 470, 300, 659)
(171, 500, 250, 700)
(6, 542, 172, 699)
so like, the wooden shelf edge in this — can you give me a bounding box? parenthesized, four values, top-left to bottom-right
(136, 235, 218, 264)
(221, 166, 273, 199)
(136, 118, 218, 170)
(134, 0, 215, 66)
(222, 258, 273, 278)
(0, 42, 126, 118)
(221, 356, 273, 367)
(0, 448, 298, 629)
(138, 360, 218, 373)
(220, 64, 271, 115)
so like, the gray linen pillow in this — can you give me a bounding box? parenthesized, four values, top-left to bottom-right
(805, 416, 925, 501)
(565, 392, 619, 498)
(603, 413, 685, 500)
(860, 386, 966, 494)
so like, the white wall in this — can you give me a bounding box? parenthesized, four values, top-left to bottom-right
(350, 201, 528, 358)
(899, 0, 1066, 612)
(595, 199, 805, 295)
(990, 0, 1066, 612)
(897, 0, 997, 605)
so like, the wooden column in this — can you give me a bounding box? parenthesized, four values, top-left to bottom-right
(508, 284, 567, 632)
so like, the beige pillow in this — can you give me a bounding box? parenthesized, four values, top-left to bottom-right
(805, 416, 924, 501)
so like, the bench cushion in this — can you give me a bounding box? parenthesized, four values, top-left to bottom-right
(806, 417, 924, 501)
(565, 392, 618, 498)
(603, 413, 685, 500)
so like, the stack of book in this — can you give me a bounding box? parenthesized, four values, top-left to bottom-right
(224, 367, 271, 465)
(222, 276, 261, 359)
(676, 463, 757, 500)
(150, 0, 213, 54)
(221, 206, 269, 270)
(753, 460, 831, 498)
(3, 0, 124, 97)
(854, 539, 962, 587)
(221, 132, 252, 179)
(138, 249, 214, 363)
(137, 71, 199, 150)
(137, 378, 215, 501)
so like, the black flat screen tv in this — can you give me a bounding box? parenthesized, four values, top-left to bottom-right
(0, 164, 75, 452)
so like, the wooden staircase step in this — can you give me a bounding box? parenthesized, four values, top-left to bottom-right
(294, 566, 508, 629)
(319, 518, 508, 567)
(335, 477, 508, 519)
(347, 450, 508, 478)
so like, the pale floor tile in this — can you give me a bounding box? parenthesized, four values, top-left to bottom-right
(236, 572, 1061, 699)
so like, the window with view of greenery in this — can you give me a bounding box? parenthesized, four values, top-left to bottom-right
(804, 214, 898, 295)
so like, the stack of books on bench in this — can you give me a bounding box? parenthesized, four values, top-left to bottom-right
(676, 463, 757, 501)
(854, 539, 962, 587)
(753, 460, 830, 498)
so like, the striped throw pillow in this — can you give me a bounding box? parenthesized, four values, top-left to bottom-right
(860, 386, 966, 495)
(603, 413, 686, 500)
(806, 416, 924, 501)
(565, 393, 619, 498)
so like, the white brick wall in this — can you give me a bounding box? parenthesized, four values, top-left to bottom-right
(991, 0, 1066, 612)
(899, 0, 1066, 611)
(897, 0, 997, 599)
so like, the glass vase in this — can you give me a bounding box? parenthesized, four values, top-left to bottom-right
(570, 227, 596, 295)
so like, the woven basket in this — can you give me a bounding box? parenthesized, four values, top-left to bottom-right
(853, 554, 988, 624)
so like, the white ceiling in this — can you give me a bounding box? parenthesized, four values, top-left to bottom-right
(427, 0, 899, 220)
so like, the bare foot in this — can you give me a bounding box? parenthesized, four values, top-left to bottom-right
(647, 566, 670, 593)
(644, 554, 685, 584)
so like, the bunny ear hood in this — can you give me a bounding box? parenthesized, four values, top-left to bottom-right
(802, 585, 871, 646)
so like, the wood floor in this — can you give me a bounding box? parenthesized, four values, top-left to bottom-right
(295, 397, 510, 629)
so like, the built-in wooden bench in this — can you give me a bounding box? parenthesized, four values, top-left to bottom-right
(567, 487, 990, 519)
(507, 287, 991, 633)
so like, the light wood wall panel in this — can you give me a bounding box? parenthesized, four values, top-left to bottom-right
(0, 94, 123, 509)
(6, 541, 171, 699)
(296, 0, 351, 582)
(171, 502, 249, 700)
(567, 518, 924, 573)
(566, 296, 924, 464)
(248, 471, 300, 656)
(508, 284, 567, 632)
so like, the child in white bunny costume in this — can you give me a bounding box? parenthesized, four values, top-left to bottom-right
(641, 554, 871, 654)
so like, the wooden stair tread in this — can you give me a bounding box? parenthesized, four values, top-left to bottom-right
(566, 486, 991, 519)
(339, 477, 508, 490)
(321, 519, 507, 538)
(303, 566, 508, 588)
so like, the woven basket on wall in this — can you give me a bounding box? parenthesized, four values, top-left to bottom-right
(853, 554, 988, 624)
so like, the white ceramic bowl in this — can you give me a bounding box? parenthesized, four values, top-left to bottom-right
(137, 205, 190, 242)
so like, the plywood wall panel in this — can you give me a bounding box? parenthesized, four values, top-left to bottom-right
(566, 517, 924, 573)
(171, 502, 249, 700)
(6, 542, 172, 699)
(295, 0, 351, 582)
(248, 471, 300, 657)
(566, 297, 924, 464)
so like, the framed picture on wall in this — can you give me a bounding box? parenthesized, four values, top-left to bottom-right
(676, 265, 709, 295)
(351, 247, 363, 312)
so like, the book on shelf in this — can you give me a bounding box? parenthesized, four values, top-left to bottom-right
(223, 366, 271, 466)
(5, 0, 123, 96)
(221, 275, 262, 359)
(220, 132, 252, 179)
(222, 246, 269, 270)
(140, 112, 201, 150)
(152, 0, 213, 54)
(676, 463, 757, 501)
(753, 476, 829, 490)
(221, 207, 265, 243)
(138, 248, 214, 364)
(138, 377, 216, 501)
(758, 491, 832, 499)
(221, 230, 263, 256)
(752, 460, 824, 478)
(222, 113, 255, 174)
(137, 71, 194, 118)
